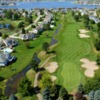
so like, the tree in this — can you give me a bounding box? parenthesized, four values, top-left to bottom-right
(84, 70, 100, 93)
(90, 20, 95, 24)
(89, 90, 94, 100)
(59, 87, 69, 100)
(72, 11, 75, 16)
(44, 23, 50, 30)
(13, 13, 19, 20)
(8, 24, 14, 30)
(2, 33, 8, 39)
(30, 59, 38, 72)
(0, 32, 2, 37)
(75, 92, 86, 100)
(22, 28, 26, 34)
(39, 73, 52, 89)
(31, 25, 36, 28)
(50, 85, 57, 98)
(0, 92, 7, 100)
(18, 77, 32, 96)
(83, 14, 89, 21)
(30, 53, 40, 72)
(42, 87, 51, 100)
(95, 39, 100, 51)
(26, 17, 33, 24)
(18, 22, 24, 28)
(96, 55, 100, 65)
(42, 42, 49, 53)
(74, 15, 80, 22)
(97, 22, 100, 29)
(9, 94, 18, 100)
(94, 90, 100, 100)
(77, 84, 84, 93)
(96, 9, 100, 17)
(25, 41, 30, 49)
(5, 10, 13, 19)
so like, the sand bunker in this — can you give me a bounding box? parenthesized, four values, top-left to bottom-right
(80, 58, 99, 77)
(51, 75, 57, 82)
(79, 29, 89, 34)
(79, 34, 90, 38)
(45, 62, 58, 73)
(79, 29, 90, 38)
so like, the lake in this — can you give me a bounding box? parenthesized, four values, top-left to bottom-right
(0, 1, 100, 10)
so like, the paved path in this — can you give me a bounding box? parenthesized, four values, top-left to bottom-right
(34, 55, 56, 100)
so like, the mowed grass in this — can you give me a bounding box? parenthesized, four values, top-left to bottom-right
(54, 12, 96, 92)
(0, 33, 51, 78)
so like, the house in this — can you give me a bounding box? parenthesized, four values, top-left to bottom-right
(0, 9, 5, 18)
(36, 25, 44, 33)
(0, 37, 5, 47)
(19, 32, 35, 40)
(0, 52, 16, 66)
(50, 24, 54, 29)
(19, 34, 28, 40)
(32, 29, 38, 34)
(79, 9, 88, 16)
(4, 38, 18, 47)
(89, 16, 100, 23)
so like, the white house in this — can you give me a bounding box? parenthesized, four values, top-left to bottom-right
(0, 52, 16, 66)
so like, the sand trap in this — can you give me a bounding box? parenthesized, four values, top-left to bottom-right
(45, 62, 58, 73)
(79, 29, 90, 38)
(79, 34, 90, 38)
(79, 29, 89, 34)
(80, 58, 99, 77)
(51, 75, 57, 82)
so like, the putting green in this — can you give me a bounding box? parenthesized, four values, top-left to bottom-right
(61, 62, 83, 92)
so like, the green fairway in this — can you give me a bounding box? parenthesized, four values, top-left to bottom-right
(61, 62, 83, 91)
(54, 12, 97, 92)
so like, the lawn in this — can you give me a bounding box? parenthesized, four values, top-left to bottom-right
(54, 12, 97, 92)
(0, 34, 51, 78)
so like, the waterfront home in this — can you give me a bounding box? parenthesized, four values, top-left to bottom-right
(4, 38, 18, 47)
(0, 52, 16, 67)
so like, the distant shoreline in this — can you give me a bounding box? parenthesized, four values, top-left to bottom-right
(74, 1, 100, 6)
(0, 2, 16, 6)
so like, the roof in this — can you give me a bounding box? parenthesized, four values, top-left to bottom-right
(0, 52, 9, 63)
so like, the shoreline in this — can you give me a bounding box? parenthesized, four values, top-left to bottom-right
(74, 2, 100, 6)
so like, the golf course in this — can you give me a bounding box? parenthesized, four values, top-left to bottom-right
(54, 12, 97, 92)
